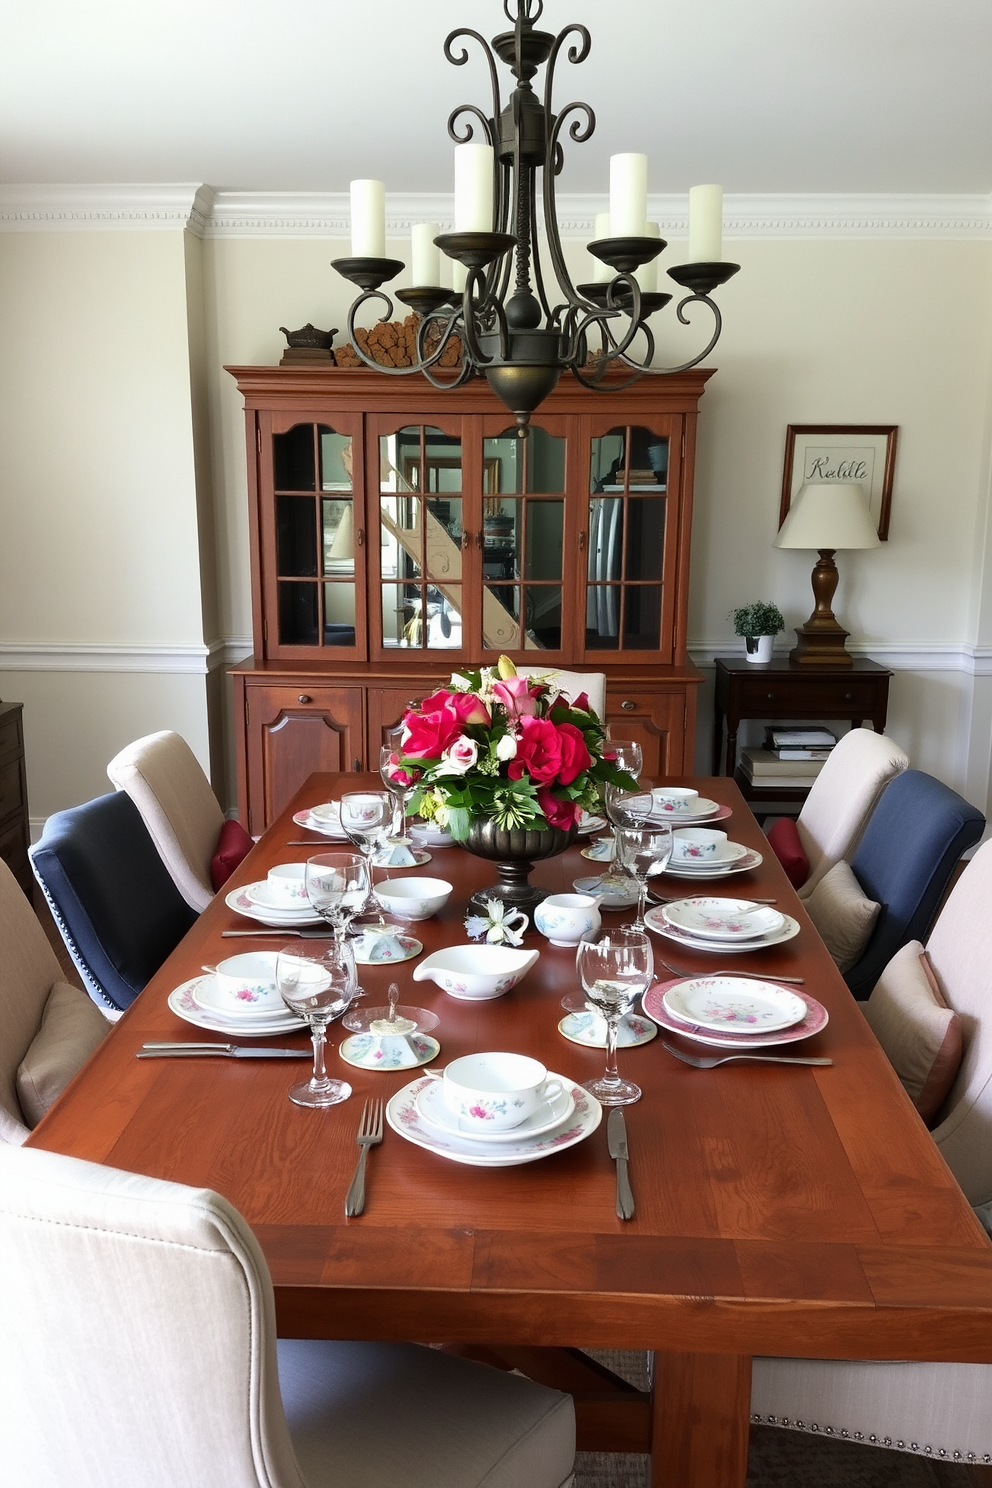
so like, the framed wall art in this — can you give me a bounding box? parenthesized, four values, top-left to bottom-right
(780, 424, 898, 540)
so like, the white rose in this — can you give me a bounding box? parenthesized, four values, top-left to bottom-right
(435, 736, 478, 776)
(495, 733, 517, 761)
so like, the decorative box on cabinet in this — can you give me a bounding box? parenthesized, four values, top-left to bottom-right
(0, 701, 31, 896)
(228, 366, 711, 832)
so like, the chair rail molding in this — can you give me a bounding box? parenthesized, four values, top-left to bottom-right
(0, 641, 215, 674)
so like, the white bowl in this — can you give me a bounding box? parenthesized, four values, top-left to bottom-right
(211, 952, 281, 1012)
(651, 787, 699, 814)
(266, 862, 309, 906)
(413, 945, 540, 1001)
(410, 822, 453, 847)
(671, 828, 727, 862)
(374, 876, 453, 920)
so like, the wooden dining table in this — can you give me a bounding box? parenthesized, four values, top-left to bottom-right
(28, 773, 992, 1488)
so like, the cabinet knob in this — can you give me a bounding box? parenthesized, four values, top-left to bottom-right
(844, 692, 854, 701)
(356, 528, 365, 547)
(462, 531, 471, 550)
(406, 699, 420, 710)
(621, 700, 636, 711)
(766, 692, 776, 701)
(298, 694, 312, 704)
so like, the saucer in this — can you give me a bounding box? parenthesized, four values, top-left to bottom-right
(573, 874, 639, 909)
(557, 1010, 657, 1048)
(661, 899, 785, 942)
(192, 976, 285, 1020)
(580, 838, 616, 862)
(168, 978, 307, 1036)
(649, 799, 731, 824)
(643, 979, 829, 1048)
(577, 813, 608, 835)
(225, 886, 324, 927)
(644, 904, 800, 954)
(414, 1078, 576, 1144)
(352, 933, 422, 965)
(661, 847, 763, 880)
(662, 976, 807, 1033)
(292, 808, 348, 840)
(339, 1032, 440, 1070)
(387, 1075, 601, 1167)
(670, 840, 748, 869)
(245, 881, 313, 914)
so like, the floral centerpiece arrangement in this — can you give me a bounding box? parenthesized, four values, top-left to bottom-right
(384, 658, 635, 843)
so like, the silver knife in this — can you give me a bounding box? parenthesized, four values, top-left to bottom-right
(138, 1043, 309, 1059)
(607, 1108, 635, 1221)
(221, 928, 332, 939)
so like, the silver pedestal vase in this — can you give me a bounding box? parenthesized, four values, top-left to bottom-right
(464, 818, 578, 914)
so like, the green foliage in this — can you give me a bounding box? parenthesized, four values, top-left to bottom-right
(731, 601, 785, 638)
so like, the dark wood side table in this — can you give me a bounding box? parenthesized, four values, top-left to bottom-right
(712, 657, 893, 808)
(0, 701, 31, 896)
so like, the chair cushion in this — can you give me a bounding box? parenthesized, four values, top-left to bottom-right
(766, 818, 810, 889)
(210, 820, 253, 892)
(804, 860, 880, 974)
(863, 940, 963, 1125)
(16, 982, 108, 1127)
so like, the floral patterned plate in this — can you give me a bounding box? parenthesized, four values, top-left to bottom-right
(660, 848, 763, 880)
(648, 801, 733, 825)
(557, 1010, 657, 1048)
(661, 898, 785, 942)
(662, 976, 807, 1033)
(386, 1075, 601, 1167)
(643, 979, 829, 1048)
(225, 885, 324, 927)
(292, 808, 349, 840)
(414, 1078, 576, 1144)
(168, 978, 307, 1036)
(644, 904, 800, 954)
(339, 1032, 440, 1071)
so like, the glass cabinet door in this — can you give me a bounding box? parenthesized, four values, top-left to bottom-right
(477, 422, 570, 658)
(261, 414, 366, 659)
(584, 421, 679, 661)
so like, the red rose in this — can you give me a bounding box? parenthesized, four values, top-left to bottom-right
(537, 786, 579, 831)
(401, 694, 464, 759)
(507, 716, 562, 784)
(570, 692, 590, 714)
(555, 721, 592, 785)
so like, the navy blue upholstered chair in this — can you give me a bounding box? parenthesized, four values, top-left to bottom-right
(29, 792, 197, 1014)
(845, 770, 985, 1000)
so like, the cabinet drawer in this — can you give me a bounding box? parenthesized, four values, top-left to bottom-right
(0, 714, 22, 764)
(0, 758, 25, 821)
(734, 678, 881, 715)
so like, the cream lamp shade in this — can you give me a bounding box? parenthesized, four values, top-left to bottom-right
(774, 481, 879, 666)
(774, 481, 880, 552)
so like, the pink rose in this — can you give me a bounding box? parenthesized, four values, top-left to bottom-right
(438, 735, 479, 776)
(449, 692, 491, 728)
(507, 716, 562, 784)
(492, 676, 541, 720)
(570, 692, 590, 714)
(401, 693, 464, 759)
(555, 721, 592, 785)
(537, 786, 579, 831)
(384, 751, 420, 788)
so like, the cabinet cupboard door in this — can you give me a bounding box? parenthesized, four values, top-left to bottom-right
(244, 685, 364, 833)
(604, 688, 694, 779)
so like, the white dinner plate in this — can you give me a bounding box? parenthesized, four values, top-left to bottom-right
(644, 904, 800, 954)
(643, 980, 830, 1048)
(168, 978, 307, 1036)
(192, 975, 287, 1021)
(225, 885, 324, 927)
(387, 1075, 601, 1167)
(661, 976, 807, 1034)
(292, 809, 349, 840)
(661, 848, 764, 880)
(244, 880, 314, 915)
(661, 899, 786, 942)
(414, 1078, 576, 1144)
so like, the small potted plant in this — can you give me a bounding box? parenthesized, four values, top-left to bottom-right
(732, 601, 785, 664)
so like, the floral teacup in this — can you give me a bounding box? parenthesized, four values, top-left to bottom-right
(436, 1052, 564, 1131)
(671, 828, 726, 862)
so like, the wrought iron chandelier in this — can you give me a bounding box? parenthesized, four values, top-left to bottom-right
(332, 0, 739, 432)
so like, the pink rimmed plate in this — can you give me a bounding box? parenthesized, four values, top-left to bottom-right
(643, 978, 829, 1048)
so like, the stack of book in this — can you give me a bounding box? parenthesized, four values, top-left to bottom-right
(739, 728, 837, 790)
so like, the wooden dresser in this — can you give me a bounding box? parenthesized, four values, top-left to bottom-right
(0, 701, 31, 896)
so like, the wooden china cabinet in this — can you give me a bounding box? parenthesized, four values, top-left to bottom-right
(228, 364, 711, 833)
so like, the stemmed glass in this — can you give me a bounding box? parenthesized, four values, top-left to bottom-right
(609, 739, 643, 781)
(601, 782, 655, 891)
(276, 940, 358, 1108)
(616, 822, 673, 931)
(305, 852, 369, 944)
(380, 745, 415, 839)
(340, 791, 393, 905)
(575, 929, 654, 1106)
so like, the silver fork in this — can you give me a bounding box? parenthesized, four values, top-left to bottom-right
(662, 1040, 831, 1069)
(344, 1099, 384, 1217)
(657, 955, 805, 986)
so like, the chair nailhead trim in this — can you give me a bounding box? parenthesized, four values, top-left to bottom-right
(748, 1414, 987, 1462)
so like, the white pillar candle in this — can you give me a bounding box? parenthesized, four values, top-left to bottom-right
(688, 184, 723, 263)
(411, 222, 440, 286)
(634, 222, 660, 293)
(591, 211, 612, 283)
(454, 143, 494, 232)
(350, 179, 385, 258)
(609, 153, 647, 238)
(451, 259, 467, 295)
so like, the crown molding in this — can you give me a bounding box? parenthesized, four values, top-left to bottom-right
(0, 184, 214, 235)
(0, 186, 988, 239)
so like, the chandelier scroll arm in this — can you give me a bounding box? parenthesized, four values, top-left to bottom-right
(615, 294, 724, 376)
(342, 292, 461, 379)
(542, 100, 596, 308)
(445, 28, 503, 132)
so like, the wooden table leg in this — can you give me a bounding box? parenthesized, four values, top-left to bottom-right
(650, 1352, 751, 1488)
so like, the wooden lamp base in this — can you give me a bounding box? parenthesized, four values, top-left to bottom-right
(789, 548, 855, 666)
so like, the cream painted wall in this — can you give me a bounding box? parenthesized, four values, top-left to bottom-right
(0, 229, 212, 819)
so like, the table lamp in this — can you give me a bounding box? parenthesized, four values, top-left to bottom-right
(774, 480, 880, 666)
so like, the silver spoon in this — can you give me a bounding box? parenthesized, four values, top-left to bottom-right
(662, 1041, 831, 1069)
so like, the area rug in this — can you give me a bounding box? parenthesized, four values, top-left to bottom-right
(574, 1353, 975, 1488)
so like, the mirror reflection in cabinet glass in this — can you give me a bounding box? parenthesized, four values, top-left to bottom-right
(590, 426, 668, 493)
(380, 427, 462, 494)
(623, 586, 662, 649)
(277, 497, 317, 578)
(322, 499, 355, 575)
(322, 583, 356, 646)
(483, 426, 565, 494)
(319, 429, 354, 491)
(381, 583, 462, 650)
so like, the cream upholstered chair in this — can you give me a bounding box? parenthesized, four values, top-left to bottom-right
(0, 1145, 575, 1488)
(0, 860, 108, 1145)
(751, 839, 992, 1465)
(515, 667, 607, 719)
(792, 728, 909, 898)
(107, 730, 249, 912)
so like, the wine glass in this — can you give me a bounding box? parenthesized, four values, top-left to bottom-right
(276, 941, 358, 1108)
(380, 745, 415, 839)
(616, 822, 673, 931)
(305, 852, 369, 944)
(340, 791, 393, 903)
(575, 931, 654, 1105)
(609, 739, 643, 782)
(601, 782, 654, 892)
